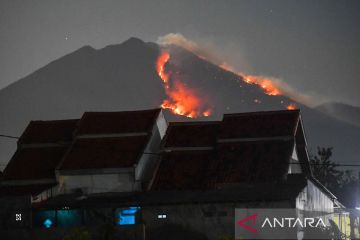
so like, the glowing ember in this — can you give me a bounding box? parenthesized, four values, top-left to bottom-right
(287, 104, 297, 110)
(242, 75, 281, 96)
(203, 110, 211, 117)
(156, 51, 212, 118)
(218, 64, 282, 96)
(218, 64, 297, 110)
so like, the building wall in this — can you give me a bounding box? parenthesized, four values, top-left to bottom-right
(57, 171, 139, 194)
(0, 196, 31, 230)
(56, 111, 167, 195)
(295, 179, 334, 239)
(142, 201, 292, 240)
(135, 113, 166, 183)
(288, 145, 302, 174)
(296, 180, 333, 214)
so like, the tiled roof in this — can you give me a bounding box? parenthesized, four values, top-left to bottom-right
(163, 122, 220, 148)
(75, 109, 161, 135)
(151, 140, 294, 190)
(219, 110, 300, 139)
(2, 146, 68, 181)
(152, 110, 300, 191)
(215, 140, 294, 185)
(151, 150, 217, 190)
(58, 136, 150, 170)
(18, 119, 78, 144)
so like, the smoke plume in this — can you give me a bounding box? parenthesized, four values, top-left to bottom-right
(157, 33, 327, 107)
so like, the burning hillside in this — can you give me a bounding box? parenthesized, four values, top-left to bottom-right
(156, 51, 212, 118)
(156, 48, 296, 118)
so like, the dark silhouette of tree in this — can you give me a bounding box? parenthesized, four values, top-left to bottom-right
(310, 147, 343, 191)
(310, 147, 360, 239)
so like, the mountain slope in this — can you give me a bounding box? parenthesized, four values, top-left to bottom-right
(315, 102, 360, 127)
(0, 38, 359, 169)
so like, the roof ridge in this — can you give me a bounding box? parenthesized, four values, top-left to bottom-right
(168, 121, 220, 126)
(223, 109, 300, 118)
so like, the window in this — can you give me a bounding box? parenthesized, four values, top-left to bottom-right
(15, 213, 22, 221)
(157, 214, 167, 219)
(116, 206, 141, 225)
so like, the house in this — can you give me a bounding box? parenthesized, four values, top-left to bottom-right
(0, 119, 78, 201)
(143, 110, 337, 239)
(0, 119, 77, 229)
(56, 109, 167, 194)
(0, 109, 346, 240)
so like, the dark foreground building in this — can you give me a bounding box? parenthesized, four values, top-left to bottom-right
(0, 109, 346, 239)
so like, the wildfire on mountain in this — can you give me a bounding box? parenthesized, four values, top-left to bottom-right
(156, 50, 297, 118)
(219, 62, 298, 111)
(242, 75, 281, 96)
(156, 51, 212, 118)
(156, 52, 170, 84)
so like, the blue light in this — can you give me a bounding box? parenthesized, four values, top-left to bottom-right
(43, 219, 53, 228)
(33, 210, 56, 228)
(119, 215, 135, 225)
(57, 209, 82, 227)
(122, 207, 140, 215)
(117, 206, 140, 225)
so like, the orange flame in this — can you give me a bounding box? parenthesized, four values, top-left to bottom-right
(219, 64, 297, 110)
(287, 104, 297, 110)
(156, 52, 170, 83)
(156, 51, 212, 118)
(219, 64, 281, 96)
(242, 75, 281, 96)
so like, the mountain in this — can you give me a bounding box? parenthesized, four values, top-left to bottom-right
(0, 37, 359, 169)
(315, 102, 360, 127)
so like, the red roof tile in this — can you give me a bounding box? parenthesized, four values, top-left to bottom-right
(75, 109, 161, 135)
(163, 122, 220, 148)
(59, 136, 150, 170)
(19, 119, 78, 144)
(2, 147, 67, 181)
(219, 110, 300, 139)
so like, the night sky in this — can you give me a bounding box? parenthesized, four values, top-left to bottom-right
(1, 0, 360, 106)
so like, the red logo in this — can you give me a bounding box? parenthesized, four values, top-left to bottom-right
(237, 213, 258, 233)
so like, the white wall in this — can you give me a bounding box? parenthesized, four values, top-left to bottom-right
(56, 110, 168, 195)
(135, 112, 167, 183)
(295, 179, 334, 239)
(288, 145, 302, 174)
(57, 172, 140, 194)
